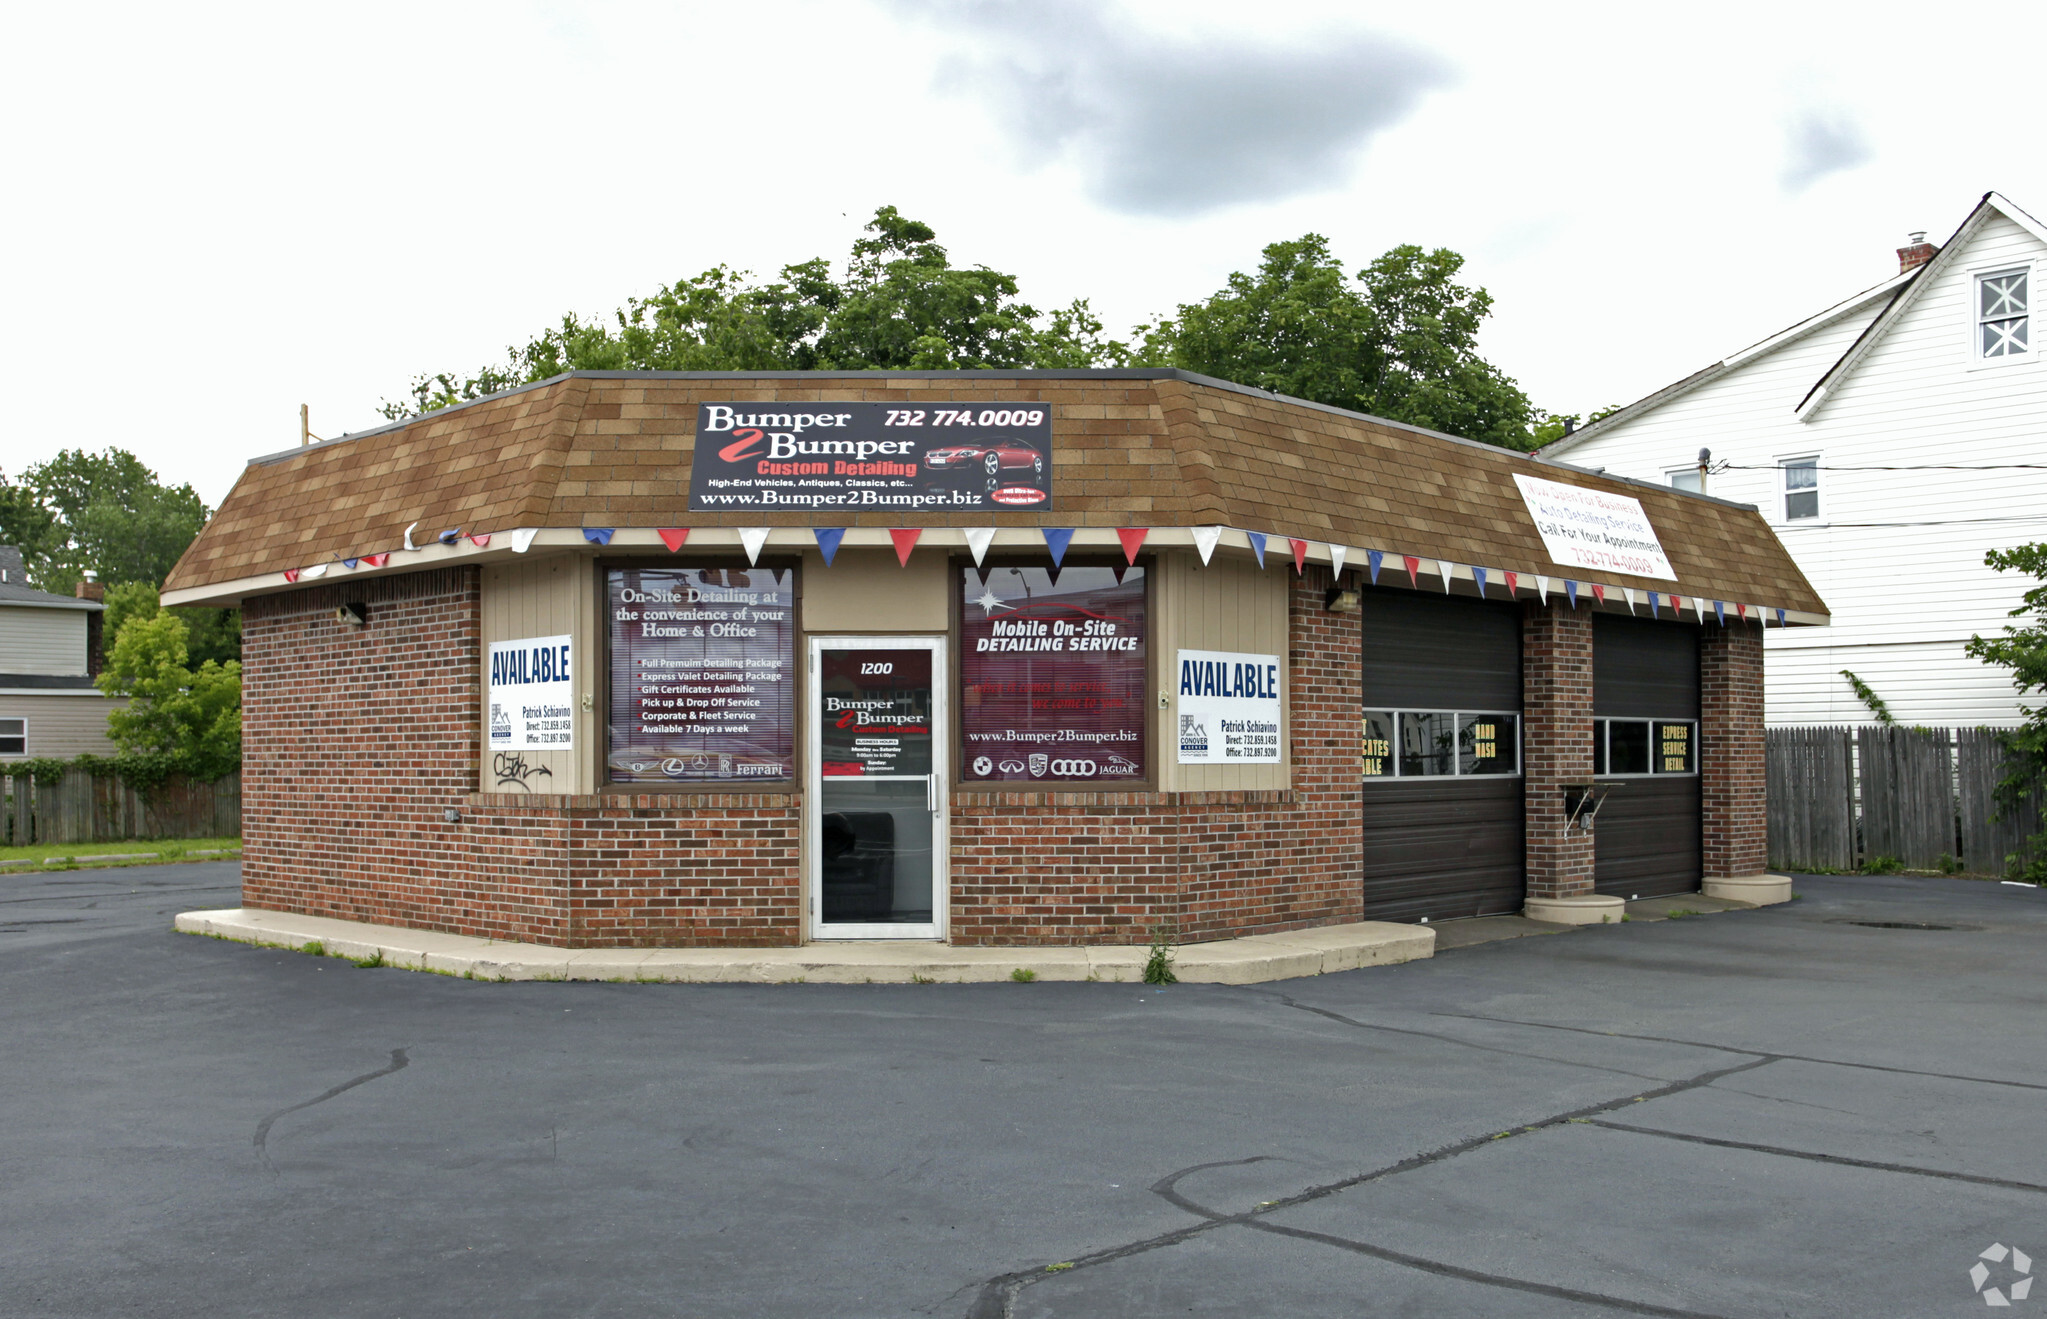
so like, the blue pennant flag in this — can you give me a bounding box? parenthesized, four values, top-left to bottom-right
(1714, 600, 1726, 626)
(813, 527, 846, 566)
(1246, 531, 1267, 567)
(1367, 549, 1383, 585)
(342, 557, 360, 569)
(1042, 527, 1075, 568)
(1472, 566, 1488, 598)
(1775, 608, 1786, 627)
(1565, 580, 1579, 609)
(438, 529, 461, 546)
(582, 527, 614, 546)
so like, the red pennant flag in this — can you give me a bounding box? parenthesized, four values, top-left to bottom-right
(361, 553, 389, 568)
(1503, 571, 1519, 597)
(1402, 554, 1420, 586)
(1736, 602, 1749, 621)
(468, 534, 491, 548)
(283, 568, 300, 583)
(1287, 537, 1308, 575)
(889, 528, 922, 566)
(1591, 584, 1607, 605)
(1116, 527, 1147, 564)
(657, 528, 689, 552)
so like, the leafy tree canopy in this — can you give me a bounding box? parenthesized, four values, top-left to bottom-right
(102, 579, 241, 671)
(0, 448, 211, 594)
(1133, 236, 1542, 451)
(94, 610, 242, 782)
(1965, 542, 2047, 881)
(381, 207, 1121, 419)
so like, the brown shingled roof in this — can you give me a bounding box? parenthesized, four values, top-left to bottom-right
(165, 370, 1825, 615)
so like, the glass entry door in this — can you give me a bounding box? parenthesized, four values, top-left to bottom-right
(808, 637, 945, 940)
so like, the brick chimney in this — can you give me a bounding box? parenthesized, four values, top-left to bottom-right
(75, 570, 104, 603)
(1897, 231, 1937, 274)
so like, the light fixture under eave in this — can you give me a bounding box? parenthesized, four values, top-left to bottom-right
(1325, 586, 1361, 614)
(336, 602, 367, 626)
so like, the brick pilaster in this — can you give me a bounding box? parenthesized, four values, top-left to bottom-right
(1700, 621, 1767, 878)
(1521, 602, 1595, 900)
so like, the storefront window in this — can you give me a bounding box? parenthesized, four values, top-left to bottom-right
(959, 564, 1146, 783)
(605, 566, 796, 784)
(1363, 710, 1521, 779)
(1593, 719, 1697, 776)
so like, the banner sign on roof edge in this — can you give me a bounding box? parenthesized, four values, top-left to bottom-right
(689, 402, 1053, 513)
(1511, 473, 1678, 582)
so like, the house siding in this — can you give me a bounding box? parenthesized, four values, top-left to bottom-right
(0, 607, 89, 676)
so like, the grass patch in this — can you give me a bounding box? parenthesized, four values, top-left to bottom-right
(1009, 967, 1037, 983)
(350, 949, 385, 969)
(300, 940, 326, 957)
(1861, 854, 1903, 875)
(1664, 908, 1704, 919)
(0, 836, 241, 868)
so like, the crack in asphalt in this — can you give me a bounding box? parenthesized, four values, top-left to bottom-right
(253, 1049, 410, 1172)
(1432, 1012, 2047, 1092)
(0, 883, 238, 907)
(1587, 1119, 2047, 1195)
(963, 1056, 1773, 1317)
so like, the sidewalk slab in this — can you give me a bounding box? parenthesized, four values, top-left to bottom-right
(173, 908, 1433, 985)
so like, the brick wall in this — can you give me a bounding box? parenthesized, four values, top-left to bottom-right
(242, 569, 802, 947)
(1522, 602, 1595, 901)
(948, 568, 1363, 945)
(1700, 621, 1767, 877)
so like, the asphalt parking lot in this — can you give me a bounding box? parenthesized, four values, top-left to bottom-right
(2, 864, 2043, 1318)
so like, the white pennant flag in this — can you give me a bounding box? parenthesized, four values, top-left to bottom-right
(1536, 574, 1550, 604)
(1624, 587, 1638, 614)
(510, 528, 539, 554)
(963, 528, 996, 566)
(739, 528, 771, 566)
(1192, 526, 1224, 566)
(402, 521, 420, 552)
(1693, 596, 1706, 622)
(1327, 544, 1347, 578)
(301, 563, 328, 579)
(1436, 560, 1453, 593)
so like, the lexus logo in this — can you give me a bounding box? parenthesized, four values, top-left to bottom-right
(1049, 758, 1097, 776)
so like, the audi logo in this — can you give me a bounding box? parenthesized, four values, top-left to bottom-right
(1049, 758, 1097, 777)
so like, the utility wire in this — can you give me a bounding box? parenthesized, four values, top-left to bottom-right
(1775, 514, 2047, 528)
(1715, 462, 2047, 472)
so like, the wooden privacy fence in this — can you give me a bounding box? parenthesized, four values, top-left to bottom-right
(1, 771, 241, 847)
(1767, 726, 2042, 875)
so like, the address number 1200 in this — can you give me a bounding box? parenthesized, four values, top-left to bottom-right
(884, 409, 1047, 427)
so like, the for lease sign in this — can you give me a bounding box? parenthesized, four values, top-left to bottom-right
(1176, 649, 1282, 764)
(1512, 474, 1678, 581)
(488, 634, 573, 750)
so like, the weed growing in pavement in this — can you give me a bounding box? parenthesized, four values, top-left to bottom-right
(911, 974, 936, 985)
(1142, 921, 1178, 985)
(301, 940, 325, 957)
(1937, 852, 1964, 875)
(1045, 1263, 1074, 1273)
(1665, 908, 1704, 919)
(1010, 967, 1037, 983)
(1861, 854, 1902, 875)
(350, 949, 385, 969)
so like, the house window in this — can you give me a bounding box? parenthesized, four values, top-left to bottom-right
(1783, 458, 1819, 520)
(1667, 467, 1703, 494)
(1977, 267, 2031, 359)
(0, 718, 24, 755)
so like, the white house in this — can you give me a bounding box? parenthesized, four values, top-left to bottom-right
(0, 545, 121, 759)
(1541, 191, 2047, 727)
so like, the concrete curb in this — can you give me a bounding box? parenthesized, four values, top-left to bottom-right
(173, 908, 1435, 985)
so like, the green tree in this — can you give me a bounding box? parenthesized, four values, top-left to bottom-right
(1134, 236, 1541, 450)
(1965, 543, 2047, 881)
(95, 611, 242, 781)
(102, 580, 241, 669)
(381, 207, 1117, 418)
(4, 449, 211, 592)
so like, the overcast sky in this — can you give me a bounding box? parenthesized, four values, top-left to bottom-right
(5, 0, 2043, 507)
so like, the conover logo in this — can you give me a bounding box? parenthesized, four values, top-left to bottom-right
(1050, 758, 1097, 776)
(718, 430, 766, 462)
(992, 485, 1048, 506)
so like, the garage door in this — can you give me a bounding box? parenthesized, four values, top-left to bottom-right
(1592, 614, 1701, 899)
(1360, 589, 1524, 922)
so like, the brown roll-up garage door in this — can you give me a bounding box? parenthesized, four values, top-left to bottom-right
(1592, 615, 1701, 899)
(1360, 589, 1524, 922)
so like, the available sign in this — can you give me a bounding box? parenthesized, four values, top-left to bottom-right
(689, 402, 1052, 512)
(1176, 649, 1281, 764)
(1512, 473, 1677, 581)
(488, 634, 574, 750)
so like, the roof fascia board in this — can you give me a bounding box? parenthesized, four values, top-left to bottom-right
(0, 596, 103, 612)
(1792, 193, 2045, 421)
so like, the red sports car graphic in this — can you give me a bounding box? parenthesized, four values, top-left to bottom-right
(923, 441, 1045, 487)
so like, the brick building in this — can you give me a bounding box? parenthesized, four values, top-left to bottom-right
(163, 371, 1823, 948)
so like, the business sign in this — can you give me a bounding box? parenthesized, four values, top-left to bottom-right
(488, 635, 574, 750)
(959, 566, 1145, 783)
(819, 648, 933, 777)
(1512, 473, 1678, 581)
(690, 402, 1053, 512)
(605, 567, 794, 783)
(1176, 649, 1282, 764)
